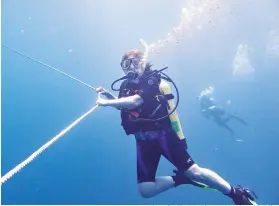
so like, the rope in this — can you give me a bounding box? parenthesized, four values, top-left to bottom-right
(1, 105, 99, 185)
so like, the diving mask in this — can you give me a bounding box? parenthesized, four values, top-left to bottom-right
(121, 57, 145, 79)
(121, 58, 141, 69)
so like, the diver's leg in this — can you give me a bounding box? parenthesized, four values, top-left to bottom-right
(138, 177, 175, 198)
(158, 130, 256, 204)
(212, 107, 245, 126)
(185, 164, 232, 194)
(221, 111, 248, 126)
(222, 123, 235, 137)
(136, 132, 175, 198)
(222, 115, 233, 124)
(213, 107, 232, 124)
(217, 122, 244, 141)
(214, 115, 236, 137)
(185, 164, 257, 204)
(159, 130, 231, 193)
(230, 114, 249, 126)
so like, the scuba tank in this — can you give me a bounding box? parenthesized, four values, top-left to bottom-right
(159, 79, 185, 140)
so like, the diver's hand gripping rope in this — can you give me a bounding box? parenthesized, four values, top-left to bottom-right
(1, 44, 96, 90)
(1, 105, 99, 185)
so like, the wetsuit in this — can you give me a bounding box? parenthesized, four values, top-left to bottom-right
(118, 74, 194, 183)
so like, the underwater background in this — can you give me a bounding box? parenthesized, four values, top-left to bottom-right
(2, 0, 279, 204)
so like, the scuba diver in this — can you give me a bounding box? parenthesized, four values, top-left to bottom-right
(95, 50, 257, 205)
(198, 86, 249, 141)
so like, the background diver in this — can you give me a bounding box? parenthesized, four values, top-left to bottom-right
(95, 50, 257, 205)
(197, 86, 248, 141)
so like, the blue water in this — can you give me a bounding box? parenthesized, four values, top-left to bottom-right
(2, 0, 279, 204)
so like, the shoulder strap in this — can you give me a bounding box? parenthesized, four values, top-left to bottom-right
(118, 79, 129, 98)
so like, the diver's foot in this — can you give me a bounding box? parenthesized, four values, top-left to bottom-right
(172, 170, 193, 187)
(227, 185, 258, 205)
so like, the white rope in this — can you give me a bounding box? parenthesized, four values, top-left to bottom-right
(1, 44, 96, 90)
(1, 105, 99, 185)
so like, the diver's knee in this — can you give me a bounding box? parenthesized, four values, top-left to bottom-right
(138, 183, 154, 198)
(139, 191, 152, 198)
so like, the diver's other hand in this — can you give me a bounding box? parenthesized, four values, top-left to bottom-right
(96, 86, 111, 97)
(96, 90, 109, 107)
(96, 86, 106, 93)
(96, 97, 109, 107)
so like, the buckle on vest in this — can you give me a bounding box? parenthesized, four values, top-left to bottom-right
(154, 94, 174, 102)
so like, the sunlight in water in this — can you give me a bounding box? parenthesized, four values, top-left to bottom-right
(140, 0, 238, 59)
(232, 44, 255, 77)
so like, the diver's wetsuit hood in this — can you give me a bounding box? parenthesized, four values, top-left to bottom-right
(111, 65, 180, 123)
